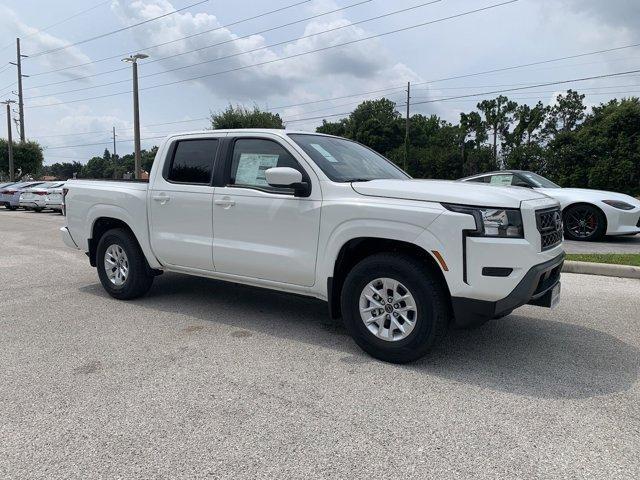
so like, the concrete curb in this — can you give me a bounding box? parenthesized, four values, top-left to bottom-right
(562, 260, 640, 279)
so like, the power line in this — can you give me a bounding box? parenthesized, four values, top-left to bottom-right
(410, 82, 640, 100)
(0, 1, 112, 54)
(411, 44, 640, 87)
(26, 0, 313, 78)
(25, 0, 521, 108)
(283, 69, 640, 123)
(29, 129, 114, 139)
(410, 69, 640, 107)
(26, 0, 209, 58)
(44, 135, 166, 150)
(25, 0, 375, 92)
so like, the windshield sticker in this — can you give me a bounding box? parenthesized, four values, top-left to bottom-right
(235, 153, 279, 186)
(310, 143, 339, 163)
(489, 175, 512, 186)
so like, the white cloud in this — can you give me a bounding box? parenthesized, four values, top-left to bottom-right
(0, 5, 94, 79)
(110, 0, 422, 106)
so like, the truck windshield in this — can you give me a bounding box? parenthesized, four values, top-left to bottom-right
(288, 134, 410, 182)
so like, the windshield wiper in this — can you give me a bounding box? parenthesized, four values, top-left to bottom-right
(345, 178, 373, 183)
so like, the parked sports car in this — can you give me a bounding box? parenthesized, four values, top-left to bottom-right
(460, 170, 640, 241)
(19, 182, 65, 211)
(0, 181, 46, 210)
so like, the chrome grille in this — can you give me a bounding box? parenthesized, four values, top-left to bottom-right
(536, 207, 563, 251)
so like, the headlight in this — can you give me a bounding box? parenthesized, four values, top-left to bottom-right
(443, 204, 524, 238)
(602, 200, 635, 211)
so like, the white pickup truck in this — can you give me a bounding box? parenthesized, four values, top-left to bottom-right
(61, 129, 564, 363)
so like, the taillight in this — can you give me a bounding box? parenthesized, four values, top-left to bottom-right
(62, 188, 69, 216)
(35, 191, 47, 196)
(4, 190, 17, 195)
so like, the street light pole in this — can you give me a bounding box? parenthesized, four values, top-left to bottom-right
(2, 100, 17, 181)
(122, 53, 148, 179)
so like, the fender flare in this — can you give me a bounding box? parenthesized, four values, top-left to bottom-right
(86, 204, 162, 269)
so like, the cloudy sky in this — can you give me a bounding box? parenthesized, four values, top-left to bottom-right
(0, 0, 638, 165)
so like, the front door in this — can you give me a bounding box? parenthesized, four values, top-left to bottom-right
(149, 136, 221, 270)
(212, 135, 321, 286)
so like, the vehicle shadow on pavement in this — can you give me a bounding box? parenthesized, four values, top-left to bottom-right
(80, 272, 639, 400)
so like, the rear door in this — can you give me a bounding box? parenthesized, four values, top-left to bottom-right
(211, 134, 322, 286)
(149, 134, 223, 270)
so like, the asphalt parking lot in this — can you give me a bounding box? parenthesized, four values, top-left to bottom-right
(1, 209, 640, 479)
(564, 236, 640, 254)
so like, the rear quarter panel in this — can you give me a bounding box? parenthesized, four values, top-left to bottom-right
(64, 180, 162, 269)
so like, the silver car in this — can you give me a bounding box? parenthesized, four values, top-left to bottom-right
(44, 183, 66, 212)
(20, 182, 65, 212)
(1, 181, 45, 210)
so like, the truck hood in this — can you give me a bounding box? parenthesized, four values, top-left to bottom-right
(352, 179, 549, 209)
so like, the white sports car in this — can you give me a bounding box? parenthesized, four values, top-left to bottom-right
(460, 170, 640, 241)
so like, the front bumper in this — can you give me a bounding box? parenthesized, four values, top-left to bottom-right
(451, 252, 564, 327)
(604, 205, 640, 236)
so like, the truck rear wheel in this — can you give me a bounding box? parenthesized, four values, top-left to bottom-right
(340, 253, 449, 363)
(96, 228, 154, 300)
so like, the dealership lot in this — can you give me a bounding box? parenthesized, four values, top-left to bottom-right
(1, 210, 639, 479)
(564, 236, 640, 254)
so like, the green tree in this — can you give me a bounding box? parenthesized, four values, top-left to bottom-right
(0, 140, 44, 180)
(477, 95, 518, 164)
(81, 155, 109, 178)
(48, 161, 82, 179)
(317, 98, 404, 159)
(211, 105, 284, 129)
(546, 97, 640, 195)
(544, 89, 586, 135)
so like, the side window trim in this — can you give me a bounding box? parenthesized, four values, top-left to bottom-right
(162, 138, 220, 186)
(223, 136, 311, 196)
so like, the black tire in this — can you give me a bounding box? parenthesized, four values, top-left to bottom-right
(96, 228, 154, 300)
(6, 205, 17, 211)
(34, 208, 43, 212)
(563, 204, 606, 241)
(340, 253, 450, 363)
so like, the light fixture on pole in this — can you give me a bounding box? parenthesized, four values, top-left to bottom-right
(122, 53, 149, 180)
(2, 99, 17, 181)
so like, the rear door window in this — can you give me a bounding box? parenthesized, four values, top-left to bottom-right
(167, 139, 219, 184)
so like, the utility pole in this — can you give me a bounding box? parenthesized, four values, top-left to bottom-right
(9, 38, 28, 143)
(122, 53, 148, 179)
(2, 100, 16, 181)
(112, 126, 117, 159)
(404, 81, 411, 172)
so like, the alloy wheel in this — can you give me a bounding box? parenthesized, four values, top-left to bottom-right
(565, 206, 599, 239)
(359, 277, 418, 342)
(104, 244, 129, 286)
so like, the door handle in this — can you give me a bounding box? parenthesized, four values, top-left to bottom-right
(214, 198, 235, 207)
(152, 194, 171, 204)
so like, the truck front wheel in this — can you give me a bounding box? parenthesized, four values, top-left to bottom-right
(340, 253, 449, 363)
(96, 228, 154, 300)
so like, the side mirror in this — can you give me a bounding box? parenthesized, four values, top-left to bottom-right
(513, 181, 532, 188)
(265, 167, 310, 197)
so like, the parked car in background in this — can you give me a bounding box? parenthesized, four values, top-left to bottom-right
(460, 170, 640, 241)
(61, 129, 564, 363)
(1, 182, 45, 210)
(45, 183, 66, 213)
(19, 182, 66, 212)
